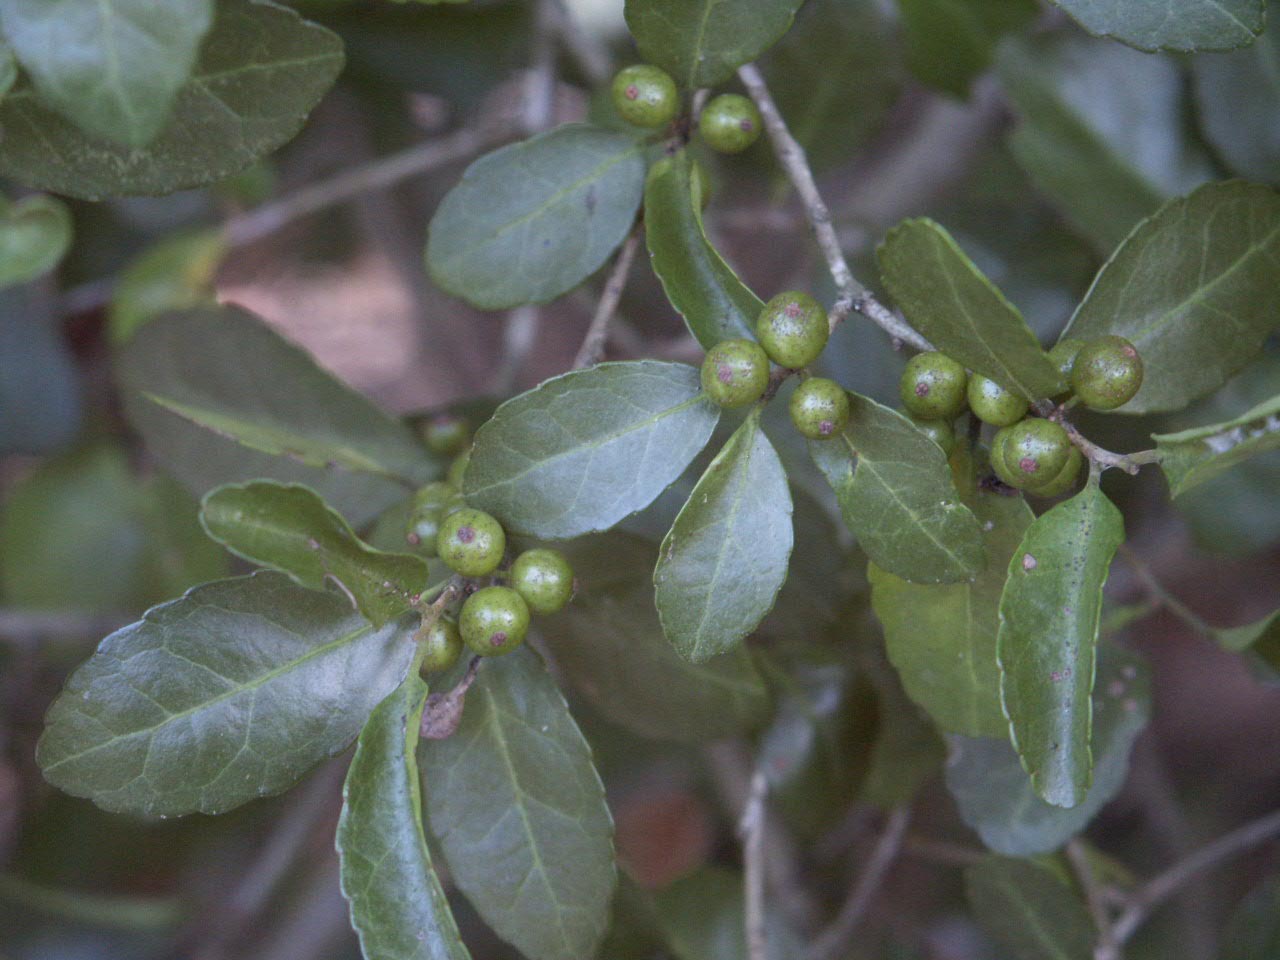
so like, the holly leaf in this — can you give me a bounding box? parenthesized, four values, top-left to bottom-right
(894, 0, 1038, 98)
(947, 645, 1150, 856)
(877, 218, 1064, 400)
(810, 391, 984, 584)
(869, 481, 1034, 738)
(0, 194, 72, 289)
(1192, 20, 1280, 185)
(0, 0, 343, 199)
(426, 124, 646, 310)
(419, 648, 615, 960)
(543, 532, 770, 742)
(964, 856, 1095, 960)
(655, 410, 792, 663)
(1049, 0, 1263, 53)
(1217, 608, 1280, 684)
(623, 0, 804, 90)
(1152, 393, 1280, 497)
(200, 481, 431, 628)
(644, 150, 761, 349)
(337, 675, 472, 960)
(117, 304, 436, 527)
(464, 361, 719, 539)
(36, 572, 415, 817)
(109, 229, 226, 344)
(1065, 182, 1280, 414)
(997, 480, 1125, 808)
(0, 0, 214, 148)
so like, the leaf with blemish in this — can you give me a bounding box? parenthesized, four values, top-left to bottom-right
(1153, 393, 1280, 497)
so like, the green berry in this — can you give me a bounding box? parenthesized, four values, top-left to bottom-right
(1049, 338, 1085, 386)
(988, 430, 1023, 488)
(437, 507, 505, 577)
(1024, 447, 1083, 499)
(446, 448, 471, 488)
(511, 548, 575, 615)
(998, 419, 1072, 487)
(1071, 335, 1144, 411)
(404, 481, 456, 555)
(757, 291, 829, 369)
(418, 618, 463, 673)
(422, 414, 470, 457)
(967, 374, 1029, 427)
(900, 352, 968, 420)
(700, 338, 771, 408)
(700, 94, 762, 154)
(790, 378, 850, 439)
(460, 586, 529, 656)
(439, 491, 468, 519)
(909, 416, 956, 456)
(611, 65, 679, 129)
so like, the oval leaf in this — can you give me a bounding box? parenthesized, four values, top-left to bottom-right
(0, 0, 343, 199)
(809, 391, 984, 584)
(0, 194, 72, 289)
(877, 218, 1064, 400)
(997, 480, 1125, 808)
(419, 648, 615, 960)
(869, 483, 1034, 738)
(36, 572, 415, 817)
(1153, 392, 1280, 497)
(109, 229, 226, 344)
(655, 410, 792, 662)
(623, 0, 804, 90)
(895, 0, 1038, 98)
(1065, 181, 1280, 414)
(1217, 608, 1280, 684)
(644, 150, 761, 348)
(0, 0, 214, 148)
(1050, 0, 1263, 53)
(201, 481, 431, 627)
(426, 124, 645, 310)
(464, 361, 720, 539)
(964, 856, 1095, 960)
(338, 675, 472, 960)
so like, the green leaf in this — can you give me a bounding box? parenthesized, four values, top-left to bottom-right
(644, 150, 762, 349)
(0, 0, 343, 199)
(426, 124, 645, 310)
(877, 219, 1064, 399)
(1153, 393, 1280, 497)
(623, 0, 804, 90)
(0, 37, 15, 102)
(1222, 874, 1280, 960)
(997, 480, 1125, 808)
(894, 0, 1038, 98)
(869, 481, 1034, 738)
(810, 392, 984, 584)
(200, 481, 430, 628)
(0, 194, 72, 289)
(1217, 608, 1280, 683)
(1193, 16, 1280, 185)
(108, 229, 226, 344)
(36, 572, 415, 817)
(654, 867, 803, 960)
(655, 410, 792, 662)
(964, 856, 1095, 960)
(998, 35, 1213, 253)
(464, 361, 720, 539)
(1064, 182, 1280, 414)
(337, 676, 471, 960)
(859, 644, 947, 808)
(419, 648, 615, 960)
(116, 304, 436, 527)
(543, 532, 770, 742)
(1049, 0, 1263, 53)
(947, 645, 1150, 855)
(0, 0, 214, 148)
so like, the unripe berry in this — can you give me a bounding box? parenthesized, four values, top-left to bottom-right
(997, 418, 1072, 487)
(700, 339, 770, 408)
(437, 507, 505, 577)
(967, 374, 1029, 427)
(909, 416, 956, 456)
(700, 94, 762, 154)
(460, 586, 529, 656)
(1025, 447, 1083, 499)
(757, 291, 829, 369)
(418, 618, 463, 673)
(422, 414, 470, 457)
(404, 481, 456, 556)
(1071, 335, 1144, 411)
(511, 548, 575, 615)
(611, 65, 679, 128)
(900, 352, 968, 420)
(989, 431, 1023, 489)
(790, 378, 850, 439)
(1049, 339, 1085, 386)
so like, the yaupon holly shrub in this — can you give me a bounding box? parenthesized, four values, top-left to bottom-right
(1, 1, 1279, 959)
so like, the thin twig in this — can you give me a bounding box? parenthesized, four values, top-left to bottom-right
(1038, 401, 1162, 475)
(807, 807, 912, 960)
(736, 63, 929, 351)
(573, 224, 643, 369)
(1066, 840, 1122, 960)
(739, 770, 769, 960)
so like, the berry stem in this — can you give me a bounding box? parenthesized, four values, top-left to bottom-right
(1036, 401, 1163, 475)
(573, 221, 643, 369)
(411, 577, 464, 670)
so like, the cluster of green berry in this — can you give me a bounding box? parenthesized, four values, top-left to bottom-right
(405, 416, 575, 673)
(611, 64, 763, 155)
(899, 335, 1144, 496)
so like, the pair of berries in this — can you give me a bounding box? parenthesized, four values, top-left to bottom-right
(611, 65, 762, 154)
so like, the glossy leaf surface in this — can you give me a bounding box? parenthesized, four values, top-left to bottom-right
(1050, 0, 1263, 52)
